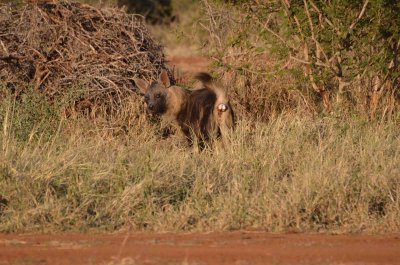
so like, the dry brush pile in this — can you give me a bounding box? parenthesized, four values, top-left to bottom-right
(0, 0, 173, 115)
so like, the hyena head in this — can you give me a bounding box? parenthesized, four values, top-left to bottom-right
(134, 69, 171, 115)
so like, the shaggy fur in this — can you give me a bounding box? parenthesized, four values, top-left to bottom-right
(135, 70, 234, 148)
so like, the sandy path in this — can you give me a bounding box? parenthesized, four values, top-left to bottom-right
(1, 232, 399, 265)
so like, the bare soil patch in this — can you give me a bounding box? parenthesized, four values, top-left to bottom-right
(1, 232, 399, 265)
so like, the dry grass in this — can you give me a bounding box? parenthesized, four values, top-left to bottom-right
(0, 89, 399, 233)
(0, 0, 399, 235)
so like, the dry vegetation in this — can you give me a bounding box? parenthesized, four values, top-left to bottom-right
(1, 97, 399, 233)
(199, 0, 400, 121)
(0, 0, 172, 118)
(0, 0, 399, 234)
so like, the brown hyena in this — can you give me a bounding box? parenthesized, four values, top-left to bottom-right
(134, 69, 235, 149)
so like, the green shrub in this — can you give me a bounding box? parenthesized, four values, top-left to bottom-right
(201, 0, 399, 119)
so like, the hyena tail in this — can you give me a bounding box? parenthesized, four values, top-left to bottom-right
(195, 72, 228, 107)
(195, 72, 235, 133)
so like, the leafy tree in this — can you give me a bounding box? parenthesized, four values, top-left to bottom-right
(266, 0, 399, 115)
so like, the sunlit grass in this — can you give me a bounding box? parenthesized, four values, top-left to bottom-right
(1, 92, 399, 233)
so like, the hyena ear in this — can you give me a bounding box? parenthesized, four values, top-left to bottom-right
(134, 78, 149, 94)
(158, 69, 171, 88)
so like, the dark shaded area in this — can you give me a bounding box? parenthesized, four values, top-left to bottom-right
(0, 196, 8, 217)
(117, 0, 173, 24)
(177, 88, 217, 145)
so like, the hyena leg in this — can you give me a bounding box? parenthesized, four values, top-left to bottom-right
(215, 109, 234, 150)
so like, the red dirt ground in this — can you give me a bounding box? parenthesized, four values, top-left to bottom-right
(1, 232, 399, 265)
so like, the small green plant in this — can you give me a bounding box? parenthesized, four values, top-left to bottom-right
(0, 84, 65, 142)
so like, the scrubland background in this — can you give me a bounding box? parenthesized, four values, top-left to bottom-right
(0, 0, 399, 233)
